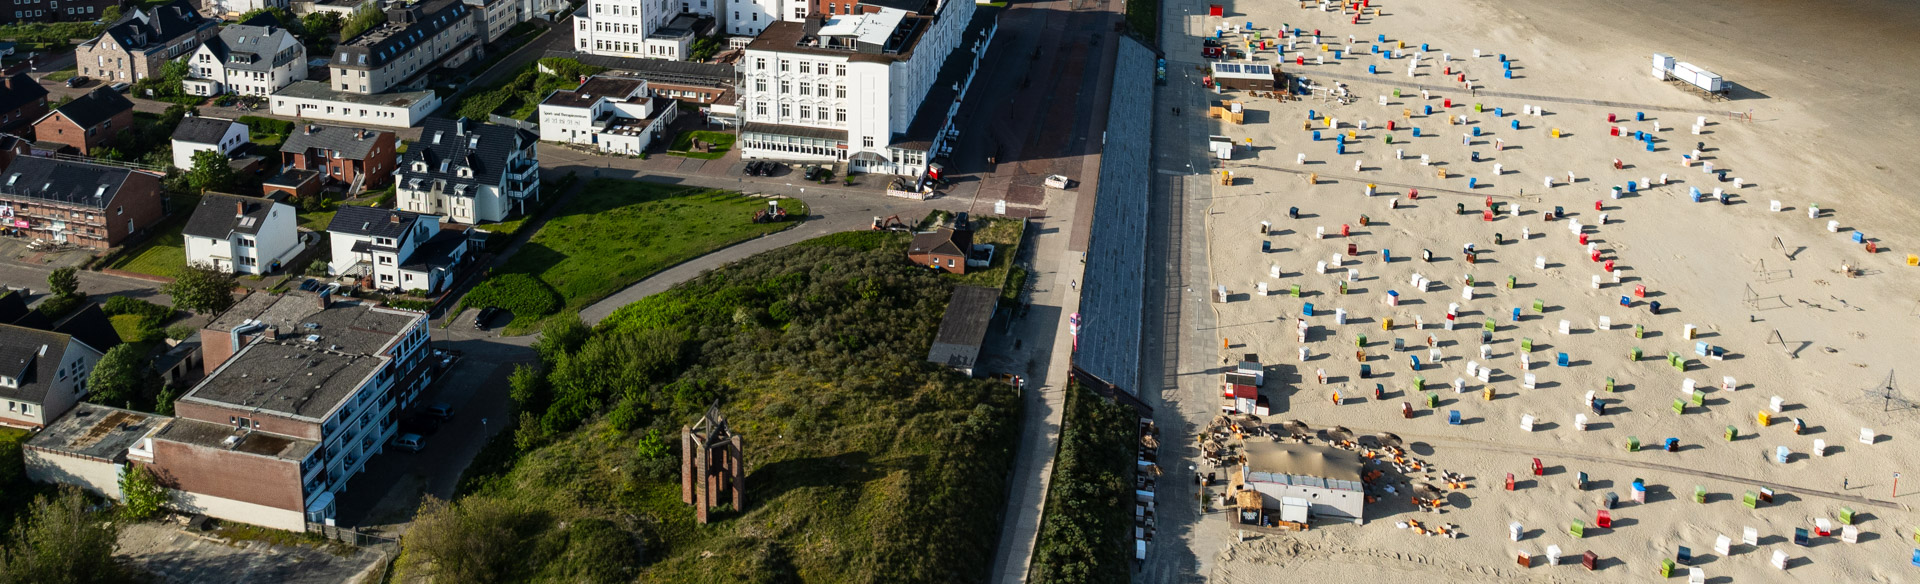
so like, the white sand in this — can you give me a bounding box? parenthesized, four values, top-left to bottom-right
(1174, 0, 1920, 580)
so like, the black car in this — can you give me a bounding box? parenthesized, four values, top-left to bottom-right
(473, 306, 503, 330)
(299, 278, 320, 291)
(65, 76, 87, 88)
(759, 162, 782, 177)
(744, 161, 762, 176)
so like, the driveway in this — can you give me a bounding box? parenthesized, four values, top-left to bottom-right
(329, 335, 536, 534)
(117, 522, 386, 584)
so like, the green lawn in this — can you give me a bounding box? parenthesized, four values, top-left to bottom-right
(106, 221, 187, 278)
(486, 180, 804, 332)
(665, 130, 734, 160)
(41, 67, 76, 81)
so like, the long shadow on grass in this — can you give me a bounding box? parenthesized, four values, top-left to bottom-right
(746, 451, 884, 504)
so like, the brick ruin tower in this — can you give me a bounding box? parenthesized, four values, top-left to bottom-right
(681, 402, 745, 524)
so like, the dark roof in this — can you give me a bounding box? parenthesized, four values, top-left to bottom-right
(332, 0, 471, 70)
(860, 0, 936, 13)
(0, 290, 29, 324)
(398, 229, 466, 271)
(264, 167, 320, 188)
(99, 0, 211, 53)
(0, 157, 136, 210)
(651, 14, 714, 39)
(398, 118, 535, 190)
(0, 324, 75, 404)
(47, 88, 133, 130)
(0, 73, 48, 118)
(52, 304, 120, 355)
(541, 76, 646, 109)
(927, 286, 996, 369)
(170, 116, 241, 145)
(541, 50, 734, 86)
(280, 123, 390, 161)
(909, 226, 971, 257)
(151, 416, 314, 461)
(740, 121, 848, 142)
(743, 15, 932, 63)
(183, 192, 282, 240)
(327, 205, 429, 239)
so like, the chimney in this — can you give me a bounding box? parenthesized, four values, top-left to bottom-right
(318, 290, 330, 310)
(305, 124, 314, 135)
(389, 213, 400, 224)
(456, 118, 467, 136)
(356, 129, 365, 140)
(235, 201, 245, 217)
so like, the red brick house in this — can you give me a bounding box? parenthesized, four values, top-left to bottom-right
(31, 88, 133, 155)
(909, 225, 973, 274)
(0, 156, 164, 249)
(278, 124, 397, 194)
(0, 73, 48, 135)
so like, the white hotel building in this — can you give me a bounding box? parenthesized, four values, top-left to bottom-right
(735, 0, 989, 179)
(573, 0, 718, 60)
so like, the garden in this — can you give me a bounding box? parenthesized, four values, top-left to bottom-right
(461, 180, 805, 334)
(453, 58, 604, 121)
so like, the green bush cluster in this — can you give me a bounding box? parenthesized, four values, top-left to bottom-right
(461, 273, 562, 323)
(386, 298, 434, 311)
(1029, 384, 1138, 584)
(101, 296, 174, 342)
(338, 2, 387, 41)
(239, 115, 295, 146)
(458, 60, 605, 120)
(410, 236, 1022, 583)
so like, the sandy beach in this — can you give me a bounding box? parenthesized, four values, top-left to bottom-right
(1162, 0, 1920, 581)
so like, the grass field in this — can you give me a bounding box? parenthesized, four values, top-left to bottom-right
(487, 180, 804, 332)
(41, 67, 76, 81)
(106, 221, 187, 278)
(666, 130, 735, 160)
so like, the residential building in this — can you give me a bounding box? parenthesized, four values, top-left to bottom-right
(463, 0, 524, 45)
(2, 0, 114, 24)
(262, 168, 322, 199)
(394, 118, 538, 224)
(184, 15, 309, 97)
(926, 285, 994, 376)
(169, 115, 250, 171)
(0, 325, 105, 429)
(325, 206, 471, 293)
(1236, 442, 1366, 524)
(149, 291, 434, 529)
(204, 0, 291, 16)
(182, 192, 302, 275)
(75, 0, 219, 84)
(329, 0, 478, 96)
(0, 294, 120, 357)
(0, 73, 48, 135)
(538, 51, 735, 104)
(723, 0, 807, 37)
(736, 0, 989, 178)
(32, 87, 134, 155)
(574, 0, 720, 60)
(279, 123, 398, 194)
(267, 81, 441, 128)
(907, 224, 970, 274)
(0, 156, 165, 249)
(537, 75, 678, 154)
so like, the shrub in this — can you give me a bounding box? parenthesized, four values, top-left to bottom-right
(34, 294, 83, 319)
(461, 273, 562, 320)
(165, 324, 196, 340)
(386, 298, 433, 311)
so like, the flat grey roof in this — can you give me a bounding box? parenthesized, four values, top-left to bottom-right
(276, 81, 436, 108)
(151, 416, 316, 462)
(25, 403, 168, 463)
(208, 293, 418, 357)
(181, 341, 385, 420)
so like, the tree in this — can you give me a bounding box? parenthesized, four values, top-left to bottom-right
(45, 267, 77, 298)
(339, 3, 387, 41)
(0, 487, 127, 584)
(86, 344, 152, 409)
(99, 5, 121, 23)
(161, 264, 237, 315)
(116, 466, 167, 521)
(184, 150, 235, 193)
(398, 496, 551, 584)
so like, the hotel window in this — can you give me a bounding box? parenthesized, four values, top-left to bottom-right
(799, 62, 811, 74)
(779, 59, 787, 72)
(798, 82, 809, 96)
(780, 104, 790, 117)
(836, 85, 846, 98)
(835, 108, 846, 122)
(780, 80, 790, 93)
(799, 108, 810, 120)
(835, 64, 846, 76)
(755, 78, 765, 92)
(756, 102, 767, 116)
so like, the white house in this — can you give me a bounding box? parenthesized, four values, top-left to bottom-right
(184, 17, 307, 97)
(325, 206, 470, 293)
(269, 81, 443, 129)
(573, 0, 719, 60)
(723, 0, 807, 37)
(395, 118, 539, 224)
(168, 115, 249, 170)
(202, 0, 289, 17)
(735, 0, 986, 178)
(538, 75, 679, 154)
(0, 325, 104, 429)
(182, 193, 301, 275)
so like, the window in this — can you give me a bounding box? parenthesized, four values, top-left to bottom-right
(780, 80, 790, 93)
(798, 82, 809, 96)
(239, 256, 257, 266)
(792, 7, 804, 18)
(755, 78, 765, 92)
(778, 59, 787, 72)
(835, 64, 846, 76)
(755, 102, 767, 116)
(799, 62, 811, 74)
(836, 85, 846, 98)
(238, 237, 255, 247)
(863, 136, 873, 147)
(779, 104, 790, 118)
(836, 108, 846, 122)
(799, 108, 810, 120)
(818, 106, 830, 120)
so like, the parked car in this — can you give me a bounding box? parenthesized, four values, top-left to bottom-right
(744, 161, 762, 176)
(1044, 174, 1074, 189)
(759, 162, 784, 177)
(64, 76, 87, 88)
(801, 164, 821, 180)
(473, 306, 502, 330)
(427, 402, 455, 420)
(109, 82, 129, 93)
(298, 278, 320, 291)
(391, 433, 425, 452)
